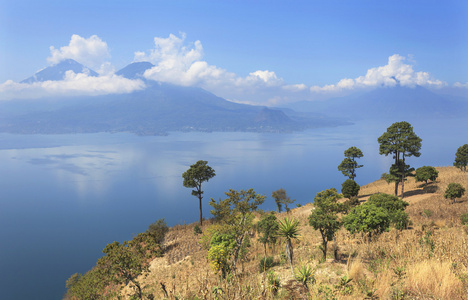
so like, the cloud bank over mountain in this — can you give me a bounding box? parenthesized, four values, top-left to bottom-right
(0, 33, 466, 104)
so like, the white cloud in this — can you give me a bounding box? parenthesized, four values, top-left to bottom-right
(135, 33, 307, 105)
(2, 33, 459, 106)
(0, 72, 145, 100)
(310, 54, 447, 93)
(454, 81, 468, 88)
(48, 34, 111, 71)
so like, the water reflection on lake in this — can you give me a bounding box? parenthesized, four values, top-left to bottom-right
(0, 118, 464, 299)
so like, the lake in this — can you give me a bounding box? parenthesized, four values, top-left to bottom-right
(0, 118, 464, 299)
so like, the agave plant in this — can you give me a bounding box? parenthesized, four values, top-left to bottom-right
(277, 217, 301, 274)
(294, 264, 315, 289)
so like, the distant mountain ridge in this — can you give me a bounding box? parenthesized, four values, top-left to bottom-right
(115, 62, 155, 79)
(1, 60, 347, 135)
(286, 85, 468, 121)
(21, 59, 98, 83)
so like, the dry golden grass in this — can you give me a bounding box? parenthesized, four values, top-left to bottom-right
(117, 167, 468, 299)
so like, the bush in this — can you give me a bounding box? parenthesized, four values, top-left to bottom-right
(342, 203, 390, 237)
(341, 179, 360, 199)
(415, 166, 439, 184)
(367, 193, 410, 230)
(193, 225, 202, 235)
(147, 218, 169, 244)
(460, 213, 468, 225)
(368, 193, 409, 212)
(422, 209, 433, 218)
(344, 197, 360, 211)
(392, 210, 410, 230)
(259, 256, 275, 272)
(444, 183, 465, 204)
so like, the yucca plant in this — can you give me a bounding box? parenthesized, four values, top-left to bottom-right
(294, 264, 315, 289)
(277, 217, 301, 274)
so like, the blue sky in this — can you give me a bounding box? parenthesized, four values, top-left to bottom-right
(0, 0, 467, 104)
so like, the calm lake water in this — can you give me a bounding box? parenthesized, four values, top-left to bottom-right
(0, 118, 465, 299)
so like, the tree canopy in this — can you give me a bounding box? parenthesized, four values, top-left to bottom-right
(378, 121, 422, 197)
(444, 183, 465, 204)
(182, 160, 216, 226)
(341, 179, 360, 199)
(338, 146, 364, 180)
(272, 188, 295, 213)
(454, 144, 468, 172)
(367, 193, 410, 230)
(257, 212, 279, 258)
(308, 188, 343, 260)
(415, 166, 439, 184)
(342, 203, 390, 237)
(209, 189, 265, 272)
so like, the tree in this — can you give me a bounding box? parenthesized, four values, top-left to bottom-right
(272, 188, 295, 213)
(378, 121, 422, 198)
(308, 188, 343, 260)
(415, 166, 439, 184)
(341, 179, 360, 199)
(342, 203, 390, 238)
(66, 268, 108, 300)
(277, 217, 301, 274)
(444, 183, 465, 204)
(147, 218, 169, 245)
(182, 160, 216, 226)
(97, 241, 148, 300)
(257, 212, 279, 258)
(338, 146, 364, 180)
(209, 188, 266, 272)
(367, 193, 410, 230)
(454, 144, 468, 172)
(383, 161, 415, 186)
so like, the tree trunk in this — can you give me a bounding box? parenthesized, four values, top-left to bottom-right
(232, 234, 245, 273)
(401, 155, 406, 199)
(394, 152, 400, 197)
(285, 239, 294, 274)
(199, 195, 203, 226)
(321, 236, 328, 261)
(333, 235, 338, 261)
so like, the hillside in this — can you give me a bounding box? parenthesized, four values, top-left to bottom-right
(67, 167, 468, 299)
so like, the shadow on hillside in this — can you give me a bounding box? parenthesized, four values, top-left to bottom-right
(164, 242, 179, 253)
(358, 193, 374, 199)
(402, 185, 438, 198)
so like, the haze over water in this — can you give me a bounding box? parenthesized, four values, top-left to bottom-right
(0, 118, 464, 299)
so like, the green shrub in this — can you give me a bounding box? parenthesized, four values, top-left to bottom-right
(367, 193, 410, 230)
(392, 210, 410, 230)
(444, 183, 465, 204)
(341, 179, 360, 199)
(415, 166, 439, 184)
(147, 218, 169, 244)
(343, 203, 390, 237)
(422, 209, 432, 217)
(259, 256, 274, 272)
(193, 224, 202, 235)
(460, 213, 468, 225)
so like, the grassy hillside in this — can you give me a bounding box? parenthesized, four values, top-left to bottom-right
(70, 167, 468, 299)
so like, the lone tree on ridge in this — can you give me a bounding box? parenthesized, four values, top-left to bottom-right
(378, 121, 422, 198)
(454, 144, 468, 172)
(444, 183, 465, 204)
(338, 146, 364, 180)
(182, 160, 216, 226)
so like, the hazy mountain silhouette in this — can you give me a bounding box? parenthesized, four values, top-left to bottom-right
(115, 62, 155, 79)
(21, 59, 98, 83)
(287, 85, 468, 121)
(2, 61, 347, 135)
